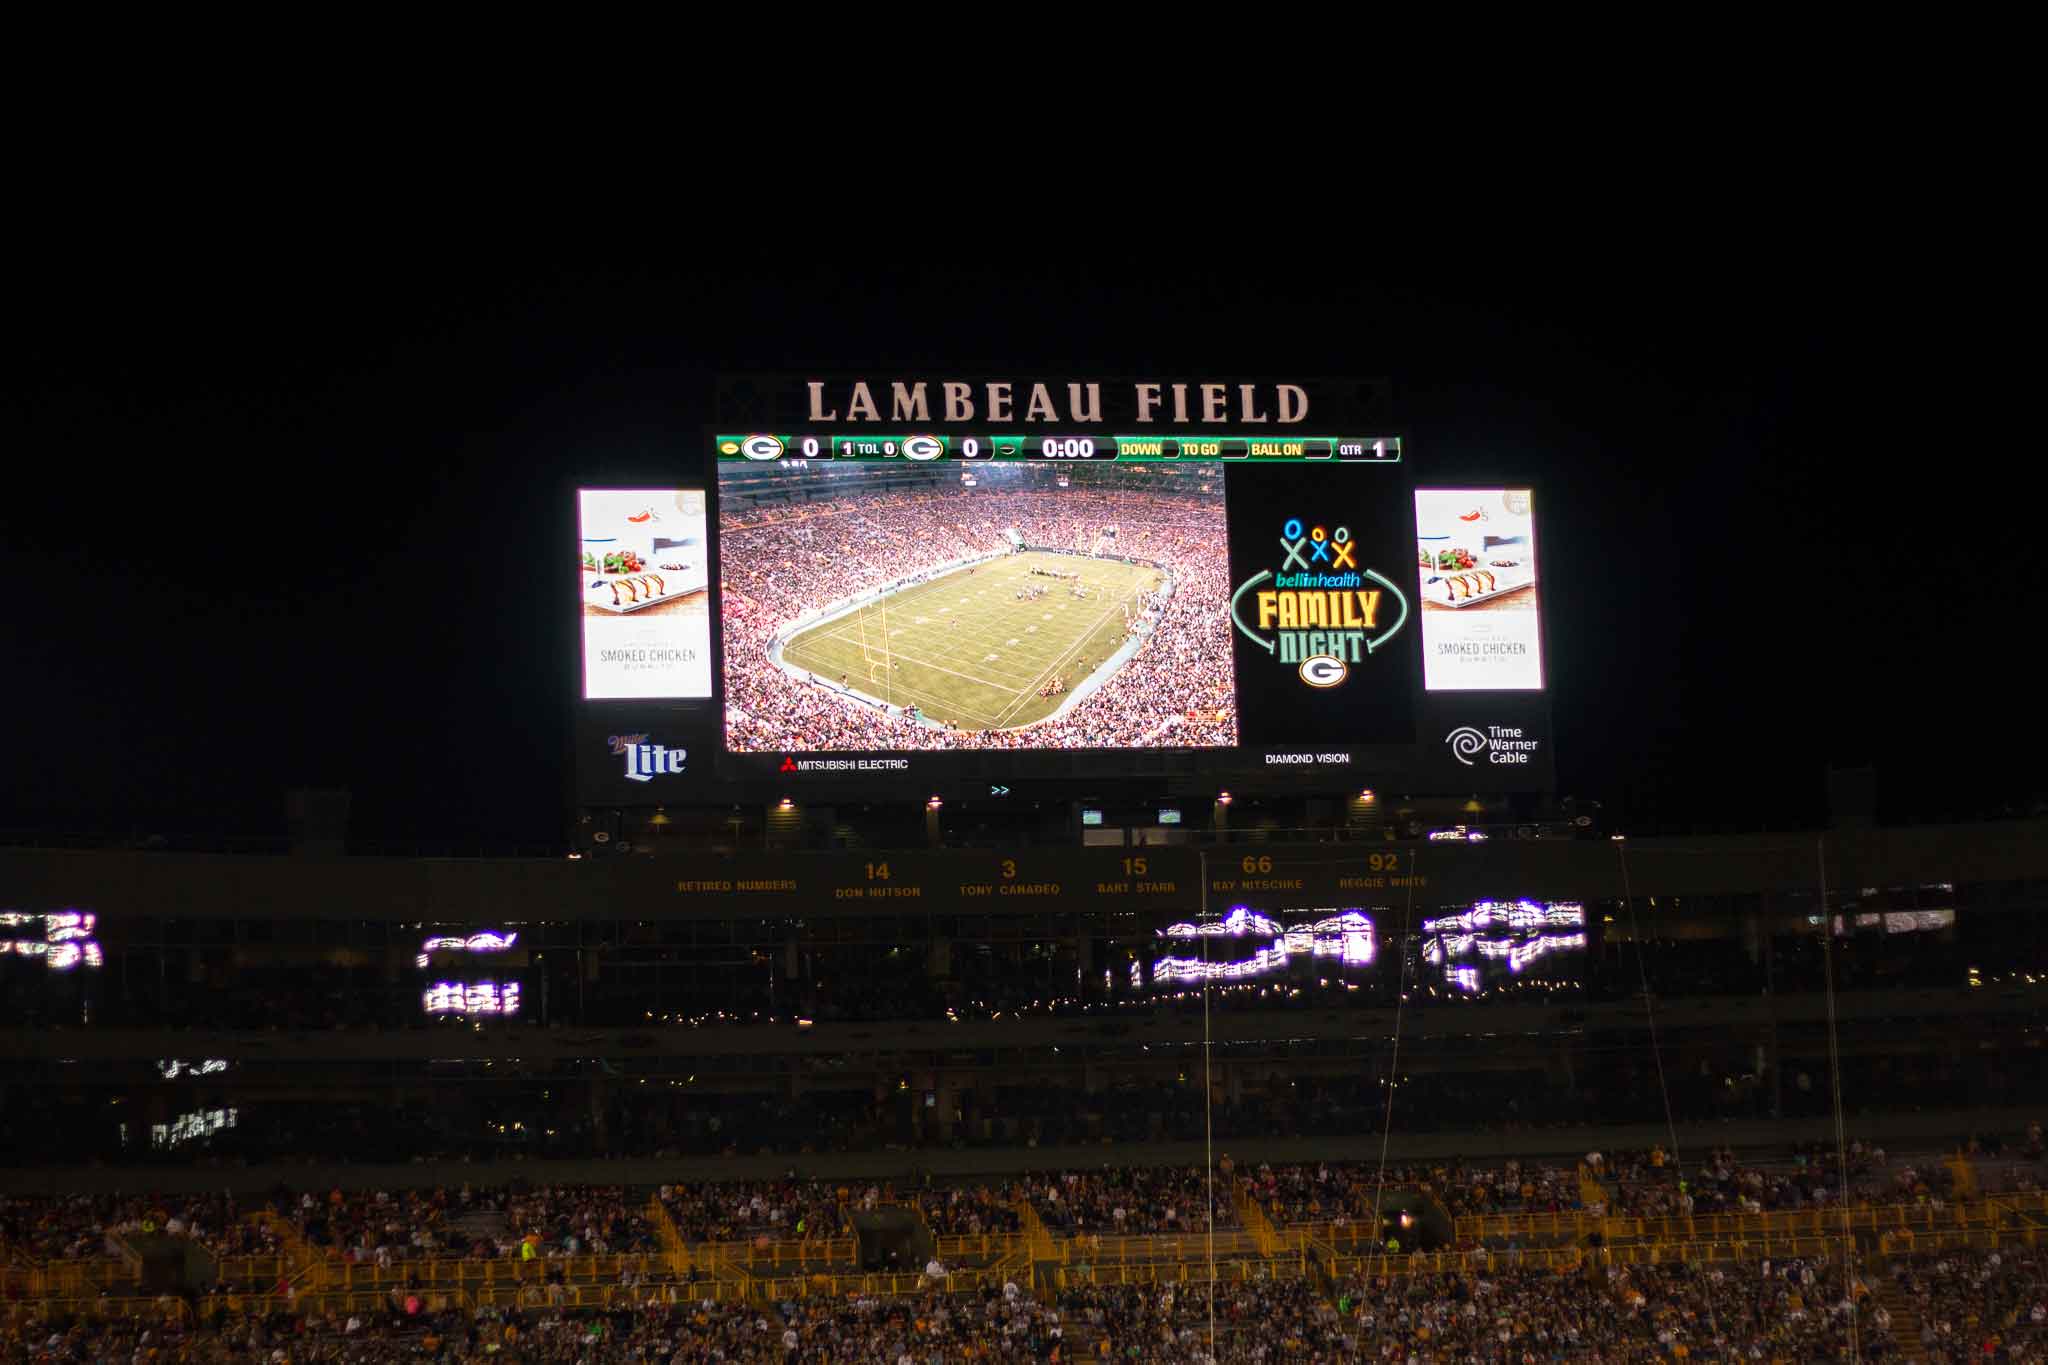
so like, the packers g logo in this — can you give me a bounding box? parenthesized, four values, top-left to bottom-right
(1299, 654, 1348, 687)
(740, 434, 785, 461)
(902, 434, 944, 461)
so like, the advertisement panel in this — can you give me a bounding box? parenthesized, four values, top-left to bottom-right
(579, 489, 712, 699)
(1223, 458, 1419, 754)
(573, 707, 719, 807)
(1413, 488, 1544, 691)
(1417, 691, 1556, 791)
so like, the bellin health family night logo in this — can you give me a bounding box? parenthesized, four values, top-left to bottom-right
(1229, 517, 1408, 689)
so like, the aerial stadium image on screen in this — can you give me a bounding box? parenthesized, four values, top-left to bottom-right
(720, 459, 1238, 751)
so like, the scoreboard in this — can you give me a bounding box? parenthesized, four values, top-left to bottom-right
(573, 376, 1557, 811)
(716, 433, 1401, 463)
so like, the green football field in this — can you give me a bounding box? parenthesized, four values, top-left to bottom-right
(779, 551, 1165, 732)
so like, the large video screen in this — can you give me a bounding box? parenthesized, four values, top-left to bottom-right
(579, 489, 712, 700)
(721, 461, 1234, 751)
(716, 439, 1421, 770)
(1413, 488, 1544, 690)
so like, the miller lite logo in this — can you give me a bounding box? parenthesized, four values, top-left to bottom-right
(609, 733, 686, 783)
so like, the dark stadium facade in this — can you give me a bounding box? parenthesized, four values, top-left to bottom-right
(5, 815, 2044, 1186)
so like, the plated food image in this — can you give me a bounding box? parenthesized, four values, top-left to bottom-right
(583, 563, 703, 615)
(598, 573, 666, 606)
(1437, 569, 1497, 601)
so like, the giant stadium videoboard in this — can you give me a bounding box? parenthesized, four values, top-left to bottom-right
(573, 377, 1555, 805)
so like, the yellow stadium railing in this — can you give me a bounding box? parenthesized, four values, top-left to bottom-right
(1050, 1229, 1267, 1265)
(1879, 1225, 2039, 1256)
(932, 1231, 1031, 1265)
(1018, 1201, 1059, 1266)
(743, 1267, 1007, 1301)
(646, 1195, 688, 1272)
(0, 1295, 190, 1328)
(297, 1238, 858, 1296)
(211, 1253, 293, 1288)
(254, 1210, 318, 1275)
(288, 1287, 473, 1317)
(311, 1251, 674, 1292)
(1314, 1221, 1392, 1255)
(690, 1235, 860, 1276)
(465, 1281, 743, 1311)
(1591, 1201, 1971, 1245)
(1053, 1256, 1305, 1289)
(1233, 1178, 1284, 1256)
(19, 1256, 132, 1299)
(1450, 1196, 2008, 1246)
(1450, 1207, 1595, 1241)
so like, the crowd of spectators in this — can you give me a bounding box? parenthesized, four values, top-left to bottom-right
(1250, 1157, 1579, 1227)
(1054, 1278, 1341, 1359)
(0, 1261, 1934, 1363)
(1896, 1247, 2048, 1362)
(0, 1289, 1087, 1364)
(1591, 1140, 1910, 1218)
(656, 1179, 845, 1245)
(12, 1212, 2048, 1361)
(293, 1183, 661, 1264)
(0, 1192, 273, 1262)
(1324, 1257, 1899, 1361)
(1027, 1165, 1238, 1237)
(720, 483, 1237, 752)
(1246, 1139, 1992, 1230)
(915, 1182, 1023, 1237)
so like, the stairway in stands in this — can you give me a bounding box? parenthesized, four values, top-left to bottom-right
(1871, 1276, 1926, 1363)
(252, 1211, 315, 1277)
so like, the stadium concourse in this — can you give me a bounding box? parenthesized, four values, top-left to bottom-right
(720, 481, 1237, 751)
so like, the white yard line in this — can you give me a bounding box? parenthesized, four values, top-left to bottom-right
(787, 553, 1147, 729)
(781, 646, 1010, 728)
(787, 637, 1032, 698)
(991, 587, 1129, 729)
(799, 566, 1070, 687)
(809, 613, 1055, 691)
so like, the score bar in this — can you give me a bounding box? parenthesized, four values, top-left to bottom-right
(716, 435, 1401, 462)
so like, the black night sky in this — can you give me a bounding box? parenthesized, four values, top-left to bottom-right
(4, 257, 2027, 844)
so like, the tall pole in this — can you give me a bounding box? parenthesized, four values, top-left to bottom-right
(1817, 835, 1860, 1359)
(1198, 848, 1216, 1357)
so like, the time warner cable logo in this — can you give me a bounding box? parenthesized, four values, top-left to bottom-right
(609, 733, 685, 782)
(1445, 725, 1540, 767)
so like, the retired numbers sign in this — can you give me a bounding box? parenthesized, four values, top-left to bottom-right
(814, 850, 1191, 908)
(645, 847, 1461, 917)
(650, 849, 1201, 915)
